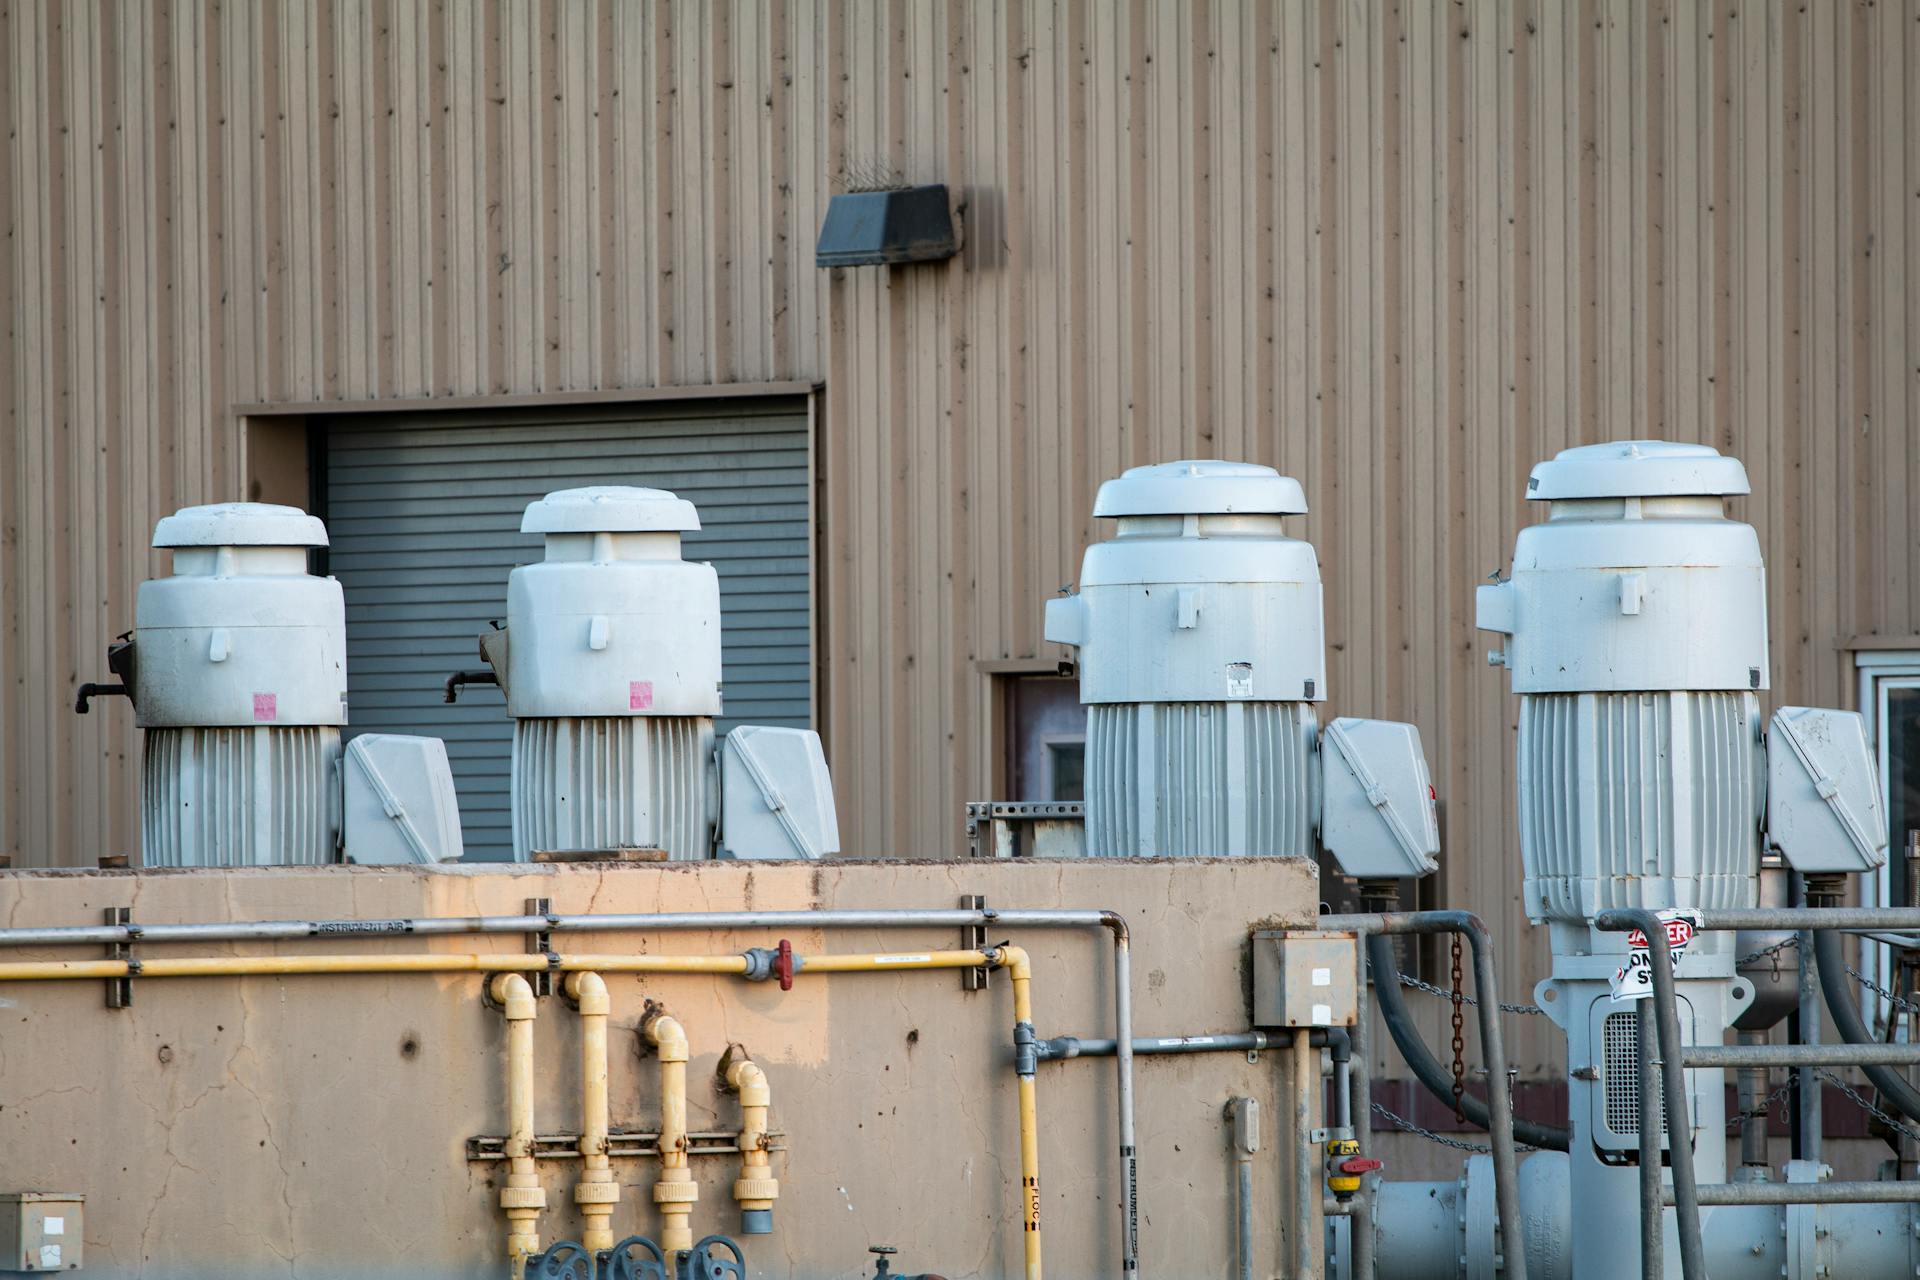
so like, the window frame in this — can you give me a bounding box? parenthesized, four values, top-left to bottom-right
(1853, 650, 1920, 1023)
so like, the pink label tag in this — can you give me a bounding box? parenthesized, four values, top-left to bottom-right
(252, 693, 278, 721)
(629, 681, 653, 711)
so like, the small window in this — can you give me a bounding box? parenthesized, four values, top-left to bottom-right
(1001, 675, 1087, 803)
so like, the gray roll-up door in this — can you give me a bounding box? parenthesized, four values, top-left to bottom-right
(321, 399, 813, 860)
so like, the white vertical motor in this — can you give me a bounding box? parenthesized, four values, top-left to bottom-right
(504, 487, 722, 860)
(128, 503, 346, 866)
(493, 486, 838, 861)
(1047, 460, 1439, 870)
(79, 502, 465, 866)
(1477, 440, 1886, 1270)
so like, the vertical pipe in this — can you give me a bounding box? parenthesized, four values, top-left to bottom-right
(723, 1052, 779, 1233)
(491, 974, 546, 1276)
(1637, 998, 1664, 1280)
(642, 1006, 697, 1254)
(1350, 912, 1377, 1280)
(1227, 1096, 1258, 1280)
(1638, 915, 1707, 1279)
(566, 972, 618, 1253)
(1461, 923, 1529, 1280)
(1792, 874, 1823, 1163)
(1112, 926, 1140, 1277)
(1736, 1030, 1769, 1171)
(1293, 1030, 1317, 1280)
(1002, 945, 1045, 1280)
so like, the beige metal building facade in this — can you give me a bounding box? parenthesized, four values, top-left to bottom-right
(6, 0, 1920, 1076)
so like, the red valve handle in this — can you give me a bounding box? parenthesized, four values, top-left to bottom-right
(775, 938, 794, 991)
(1337, 1157, 1384, 1176)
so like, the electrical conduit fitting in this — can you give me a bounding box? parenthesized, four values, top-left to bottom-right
(564, 972, 619, 1252)
(642, 1002, 698, 1253)
(490, 973, 547, 1275)
(718, 1044, 779, 1235)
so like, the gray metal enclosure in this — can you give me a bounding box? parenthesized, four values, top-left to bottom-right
(322, 400, 813, 859)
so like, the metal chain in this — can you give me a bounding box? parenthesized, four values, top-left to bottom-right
(1369, 1100, 1537, 1155)
(1736, 935, 1799, 969)
(1847, 963, 1920, 1017)
(1816, 1067, 1920, 1144)
(1443, 932, 1459, 1120)
(1726, 1081, 1795, 1132)
(1448, 934, 1467, 1123)
(1397, 972, 1546, 1016)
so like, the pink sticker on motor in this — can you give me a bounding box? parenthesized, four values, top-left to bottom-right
(253, 693, 278, 721)
(629, 681, 653, 711)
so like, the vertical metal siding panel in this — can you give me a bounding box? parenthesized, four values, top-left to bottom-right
(556, 0, 595, 391)
(391, 1, 431, 398)
(1873, 0, 1909, 638)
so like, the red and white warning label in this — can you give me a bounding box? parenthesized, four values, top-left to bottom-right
(1610, 908, 1703, 1002)
(629, 680, 653, 711)
(252, 692, 278, 722)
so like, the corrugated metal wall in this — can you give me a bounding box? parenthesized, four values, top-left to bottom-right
(5, 1, 1917, 1073)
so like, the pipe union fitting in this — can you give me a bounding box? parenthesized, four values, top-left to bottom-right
(653, 1181, 700, 1206)
(499, 1186, 547, 1210)
(573, 1182, 621, 1206)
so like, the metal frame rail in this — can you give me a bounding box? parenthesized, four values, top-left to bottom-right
(1318, 910, 1529, 1280)
(1594, 906, 1920, 1280)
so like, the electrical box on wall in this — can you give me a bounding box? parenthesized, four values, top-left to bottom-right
(0, 1194, 83, 1272)
(1250, 930, 1359, 1028)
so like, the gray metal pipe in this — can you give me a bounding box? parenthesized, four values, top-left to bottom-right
(1320, 910, 1531, 1280)
(1735, 1031, 1769, 1172)
(1637, 999, 1663, 1280)
(1593, 909, 1706, 1280)
(1663, 1180, 1920, 1206)
(0, 903, 1141, 1275)
(1038, 1031, 1272, 1059)
(1700, 906, 1920, 930)
(1350, 937, 1376, 1280)
(1292, 1030, 1317, 1280)
(1812, 927, 1920, 1124)
(1680, 1042, 1920, 1067)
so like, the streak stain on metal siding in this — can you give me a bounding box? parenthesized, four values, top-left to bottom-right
(4, 0, 1918, 1074)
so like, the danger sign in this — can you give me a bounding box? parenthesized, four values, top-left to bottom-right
(1610, 909, 1704, 1002)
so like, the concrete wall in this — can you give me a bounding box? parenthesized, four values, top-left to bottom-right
(0, 857, 1319, 1279)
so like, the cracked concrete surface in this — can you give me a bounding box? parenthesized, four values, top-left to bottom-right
(0, 858, 1316, 1278)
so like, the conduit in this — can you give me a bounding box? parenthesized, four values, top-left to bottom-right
(564, 972, 618, 1252)
(641, 1005, 698, 1253)
(1363, 933, 1571, 1152)
(719, 1047, 778, 1234)
(1812, 928, 1920, 1124)
(491, 974, 547, 1276)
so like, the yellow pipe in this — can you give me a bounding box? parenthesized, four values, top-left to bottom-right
(642, 1006, 698, 1253)
(793, 949, 1000, 974)
(565, 972, 618, 1252)
(0, 953, 752, 981)
(720, 1049, 778, 1234)
(999, 945, 1044, 1280)
(490, 974, 546, 1276)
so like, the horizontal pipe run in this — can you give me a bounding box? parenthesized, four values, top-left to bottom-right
(1665, 1181, 1920, 1206)
(1694, 908, 1920, 932)
(1679, 1043, 1920, 1067)
(0, 949, 1002, 983)
(1038, 1032, 1272, 1060)
(0, 907, 1130, 949)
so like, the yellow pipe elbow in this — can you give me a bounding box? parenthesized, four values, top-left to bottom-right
(565, 972, 618, 1253)
(643, 1007, 697, 1253)
(722, 1052, 778, 1234)
(490, 974, 546, 1274)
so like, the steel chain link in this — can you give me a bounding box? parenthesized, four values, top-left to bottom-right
(1369, 1100, 1538, 1155)
(1397, 972, 1546, 1016)
(1816, 1067, 1920, 1144)
(1846, 963, 1920, 1016)
(1448, 934, 1467, 1123)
